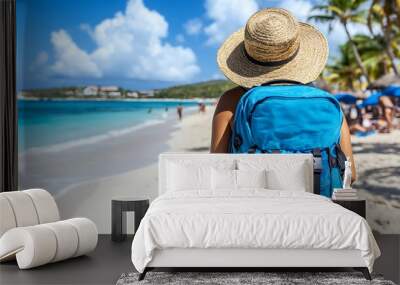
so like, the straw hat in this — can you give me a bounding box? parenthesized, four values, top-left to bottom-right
(217, 8, 328, 88)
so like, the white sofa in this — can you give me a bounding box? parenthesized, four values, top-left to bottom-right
(0, 189, 98, 269)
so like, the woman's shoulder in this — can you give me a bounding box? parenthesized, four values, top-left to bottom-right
(217, 86, 245, 111)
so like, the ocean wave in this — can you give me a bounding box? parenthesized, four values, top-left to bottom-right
(24, 119, 165, 154)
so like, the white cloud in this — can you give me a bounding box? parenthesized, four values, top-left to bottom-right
(50, 30, 102, 78)
(204, 0, 259, 45)
(48, 0, 199, 81)
(184, 18, 203, 35)
(277, 0, 312, 21)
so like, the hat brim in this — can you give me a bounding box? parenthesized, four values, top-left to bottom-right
(217, 23, 329, 88)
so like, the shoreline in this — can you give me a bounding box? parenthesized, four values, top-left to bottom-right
(19, 118, 166, 155)
(18, 100, 200, 153)
(19, 108, 185, 195)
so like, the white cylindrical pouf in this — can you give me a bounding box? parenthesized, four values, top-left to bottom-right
(24, 189, 60, 223)
(0, 226, 57, 269)
(42, 221, 79, 262)
(65, 218, 98, 257)
(1, 192, 39, 227)
(0, 196, 17, 237)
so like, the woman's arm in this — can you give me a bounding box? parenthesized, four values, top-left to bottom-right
(210, 87, 243, 153)
(339, 117, 357, 182)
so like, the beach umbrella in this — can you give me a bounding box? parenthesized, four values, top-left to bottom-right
(368, 73, 400, 89)
(382, 85, 400, 97)
(334, 93, 357, 104)
(358, 92, 382, 108)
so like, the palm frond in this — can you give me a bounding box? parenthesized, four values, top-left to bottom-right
(307, 14, 335, 22)
(330, 6, 346, 16)
(349, 10, 368, 24)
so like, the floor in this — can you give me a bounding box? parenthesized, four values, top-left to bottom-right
(0, 234, 399, 285)
(0, 235, 134, 285)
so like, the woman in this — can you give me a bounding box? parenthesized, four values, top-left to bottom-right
(210, 8, 356, 182)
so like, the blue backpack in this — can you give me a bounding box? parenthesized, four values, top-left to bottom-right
(229, 83, 346, 197)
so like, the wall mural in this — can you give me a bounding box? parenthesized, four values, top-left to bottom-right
(17, 0, 400, 234)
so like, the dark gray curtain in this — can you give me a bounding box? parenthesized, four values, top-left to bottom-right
(0, 0, 17, 192)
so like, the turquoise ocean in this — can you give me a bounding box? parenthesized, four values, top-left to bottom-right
(18, 99, 205, 152)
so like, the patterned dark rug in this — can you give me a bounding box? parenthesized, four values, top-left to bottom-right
(116, 271, 396, 285)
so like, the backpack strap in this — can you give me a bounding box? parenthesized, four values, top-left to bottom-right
(261, 79, 304, 86)
(335, 144, 347, 177)
(312, 148, 322, 195)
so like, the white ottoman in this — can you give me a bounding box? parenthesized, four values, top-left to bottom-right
(0, 189, 98, 269)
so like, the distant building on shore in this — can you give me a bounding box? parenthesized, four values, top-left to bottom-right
(108, 91, 121, 97)
(100, 86, 121, 97)
(83, 85, 99, 96)
(126, 91, 139, 98)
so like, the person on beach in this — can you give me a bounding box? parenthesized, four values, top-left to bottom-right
(344, 104, 375, 136)
(177, 104, 183, 120)
(199, 103, 206, 113)
(379, 95, 395, 132)
(210, 8, 357, 183)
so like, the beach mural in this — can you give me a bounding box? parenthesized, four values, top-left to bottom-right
(17, 0, 399, 234)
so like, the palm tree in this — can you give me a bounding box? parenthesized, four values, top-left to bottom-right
(325, 43, 363, 91)
(308, 0, 372, 84)
(368, 0, 399, 74)
(353, 34, 393, 79)
(326, 34, 395, 90)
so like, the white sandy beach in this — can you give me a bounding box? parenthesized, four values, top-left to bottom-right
(56, 107, 214, 234)
(352, 130, 400, 234)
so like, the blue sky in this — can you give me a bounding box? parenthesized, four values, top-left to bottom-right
(17, 0, 369, 91)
